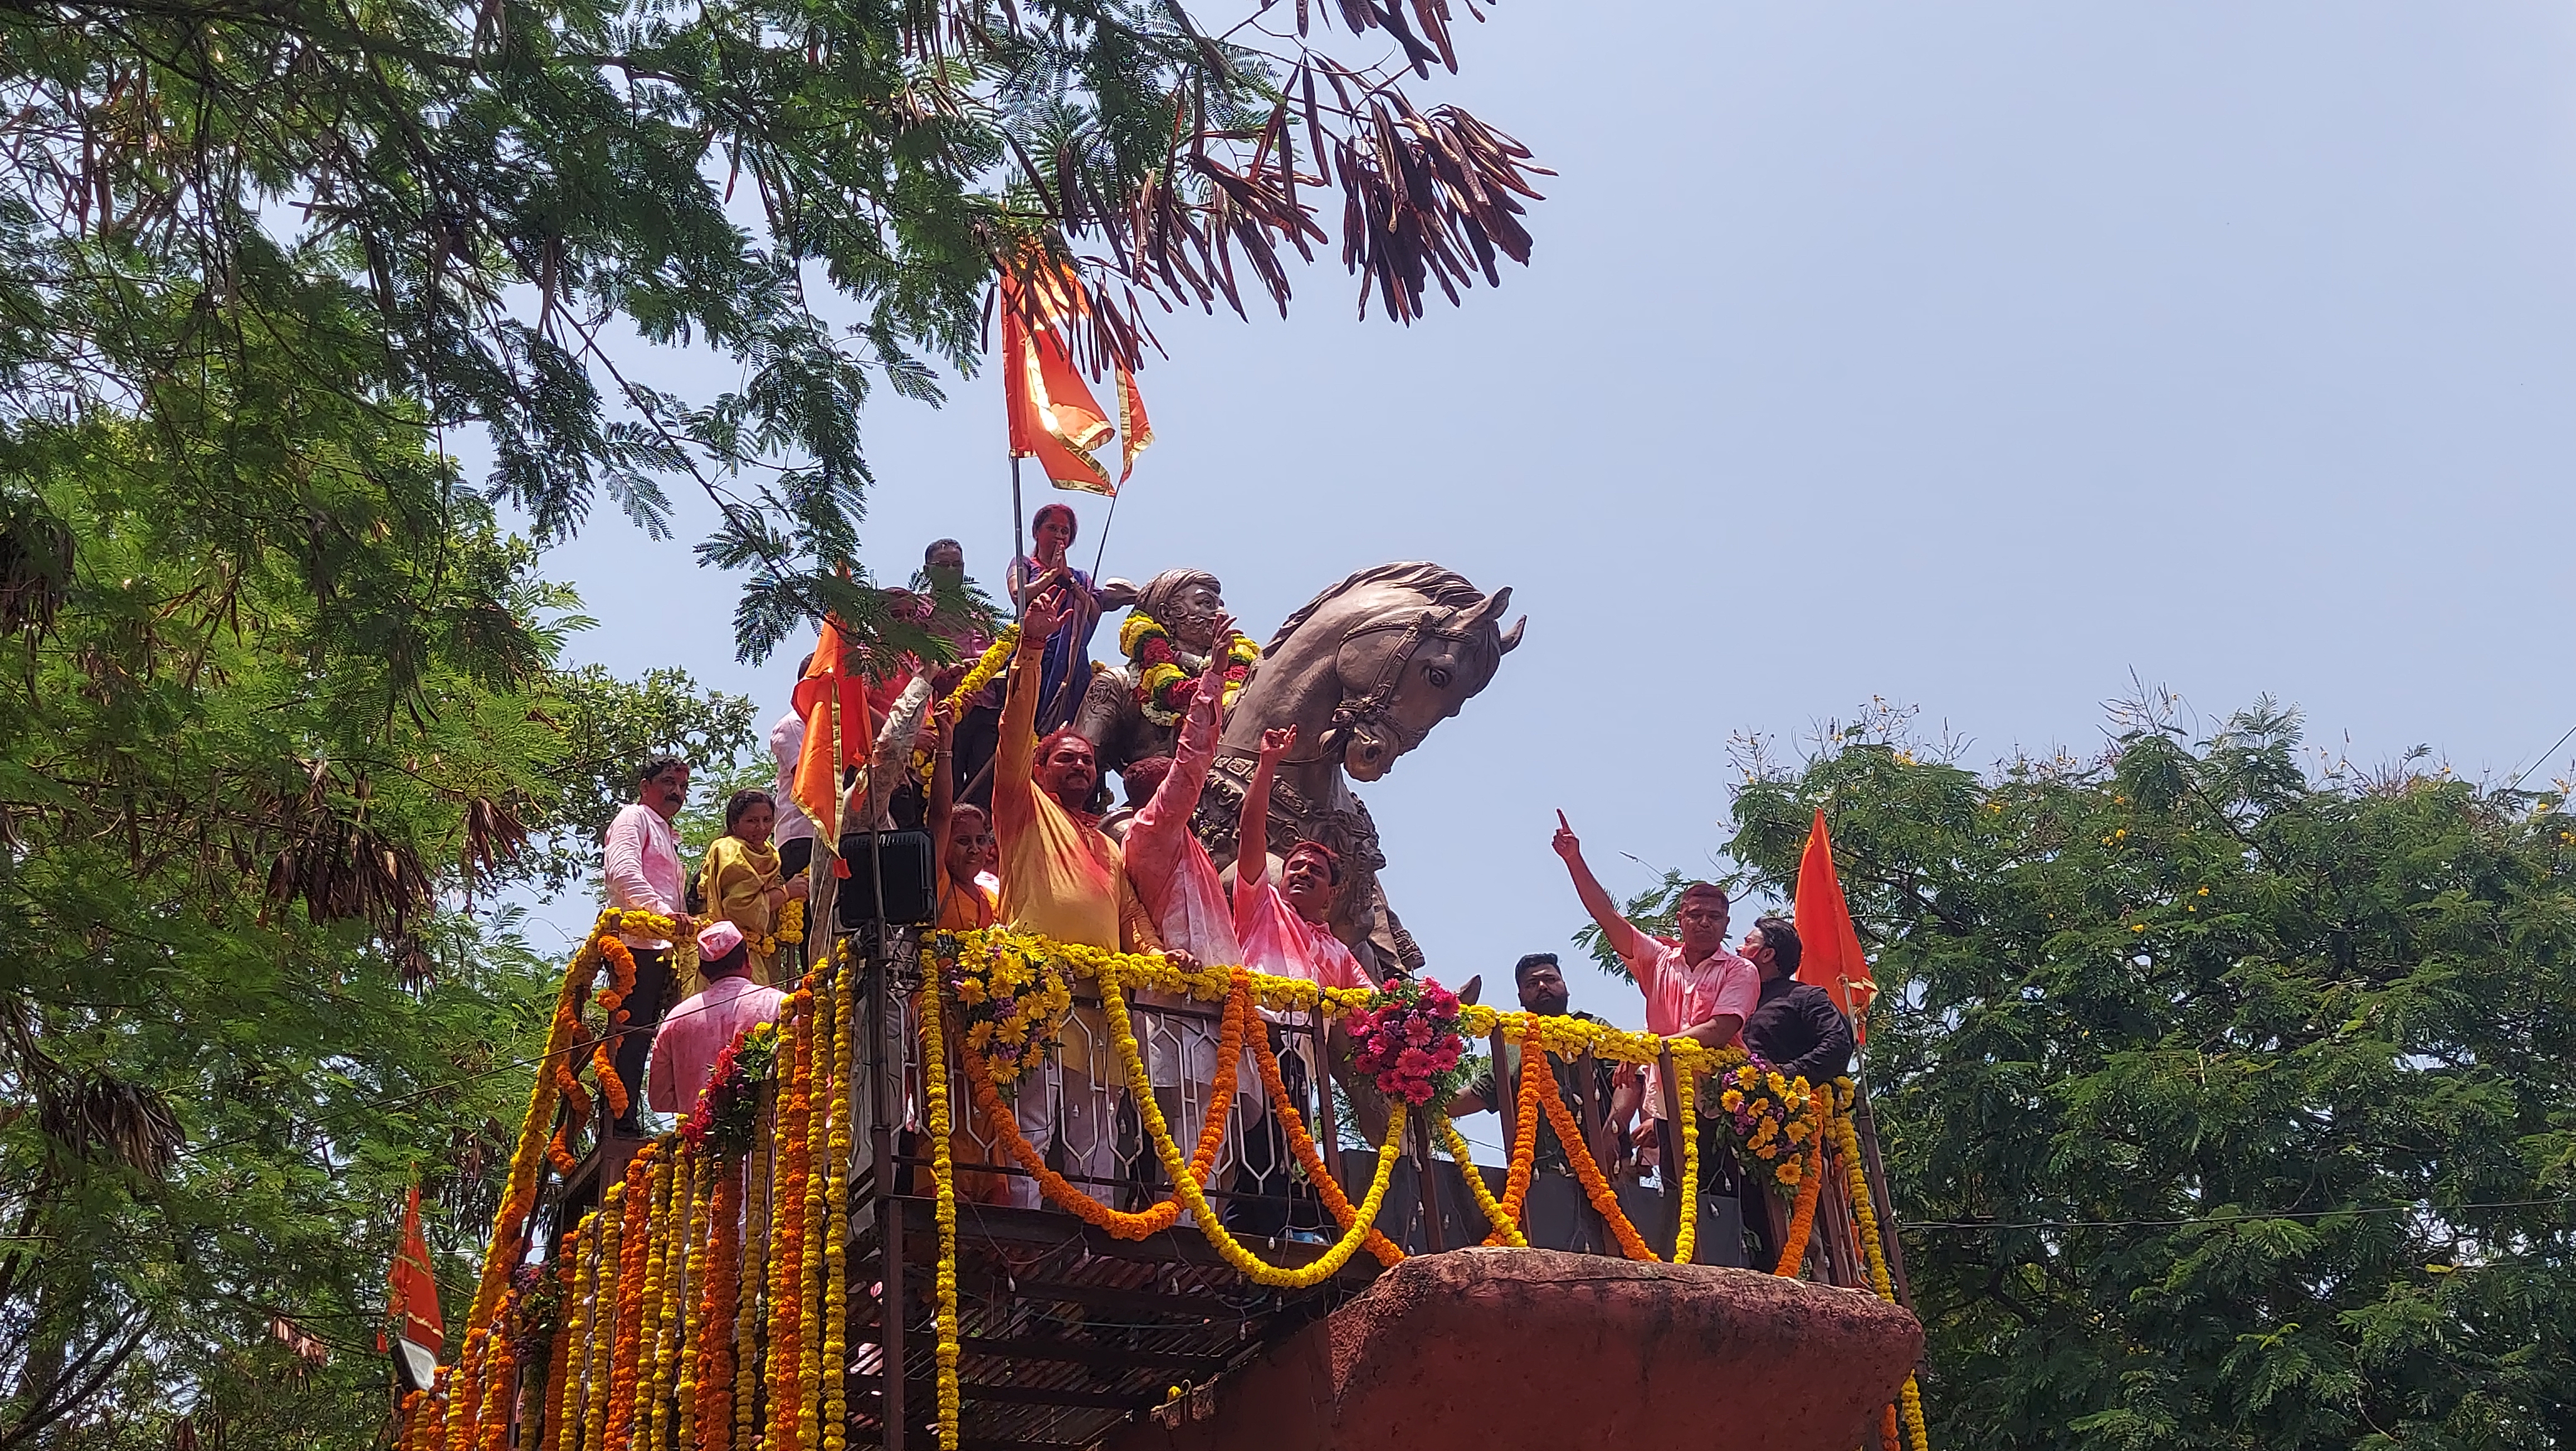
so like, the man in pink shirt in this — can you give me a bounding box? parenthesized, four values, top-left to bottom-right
(604, 756, 695, 1131)
(647, 921, 789, 1118)
(1552, 811, 1758, 1171)
(1119, 621, 1251, 1207)
(1230, 723, 1378, 1238)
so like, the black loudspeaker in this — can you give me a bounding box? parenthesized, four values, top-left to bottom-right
(835, 829, 939, 928)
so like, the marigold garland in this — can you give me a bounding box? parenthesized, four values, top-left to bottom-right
(1478, 1038, 1552, 1245)
(471, 1319, 514, 1451)
(1534, 1068, 1662, 1261)
(1105, 977, 1408, 1286)
(1832, 1079, 1931, 1451)
(601, 1151, 656, 1451)
(821, 964, 855, 1451)
(955, 969, 1249, 1239)
(440, 1327, 488, 1451)
(1119, 611, 1257, 726)
(693, 1156, 742, 1451)
(1770, 1092, 1832, 1276)
(549, 1215, 600, 1451)
(732, 1101, 770, 1451)
(920, 952, 965, 1451)
(764, 991, 816, 1451)
(943, 625, 1019, 715)
(536, 1260, 579, 1451)
(797, 982, 828, 1451)
(580, 1196, 621, 1451)
(1240, 1010, 1408, 1268)
(1670, 1098, 1703, 1265)
(1435, 1116, 1528, 1248)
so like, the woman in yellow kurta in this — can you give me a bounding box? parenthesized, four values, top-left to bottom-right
(697, 789, 803, 986)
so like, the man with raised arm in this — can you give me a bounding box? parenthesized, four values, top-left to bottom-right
(1552, 811, 1758, 1168)
(1228, 723, 1380, 1237)
(995, 572, 1174, 1206)
(1112, 615, 1248, 1209)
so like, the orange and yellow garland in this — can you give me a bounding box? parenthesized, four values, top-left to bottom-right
(396, 919, 1934, 1451)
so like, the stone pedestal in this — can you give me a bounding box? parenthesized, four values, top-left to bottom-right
(1104, 1247, 1921, 1451)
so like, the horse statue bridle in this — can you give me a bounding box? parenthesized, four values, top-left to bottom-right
(1314, 607, 1495, 759)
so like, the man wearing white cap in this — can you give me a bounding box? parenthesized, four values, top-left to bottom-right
(646, 920, 790, 1118)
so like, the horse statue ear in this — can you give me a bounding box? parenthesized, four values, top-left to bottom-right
(1457, 585, 1526, 654)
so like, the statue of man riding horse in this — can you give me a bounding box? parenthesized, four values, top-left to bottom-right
(1172, 562, 1524, 981)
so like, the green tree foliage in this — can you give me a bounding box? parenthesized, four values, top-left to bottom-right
(2, 0, 1548, 663)
(1723, 700, 2576, 1450)
(0, 405, 746, 1447)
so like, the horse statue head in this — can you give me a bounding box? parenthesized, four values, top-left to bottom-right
(1198, 563, 1523, 975)
(1218, 562, 1525, 782)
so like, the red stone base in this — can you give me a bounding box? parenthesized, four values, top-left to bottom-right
(1104, 1247, 1923, 1451)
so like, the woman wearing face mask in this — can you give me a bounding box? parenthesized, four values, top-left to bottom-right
(696, 788, 803, 986)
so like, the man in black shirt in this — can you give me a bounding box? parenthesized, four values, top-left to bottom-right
(1739, 916, 1855, 1088)
(1450, 953, 1622, 1174)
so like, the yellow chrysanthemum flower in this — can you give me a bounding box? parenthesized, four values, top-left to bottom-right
(1719, 1089, 1745, 1112)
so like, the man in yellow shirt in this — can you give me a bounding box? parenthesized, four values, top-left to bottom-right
(995, 574, 1176, 1206)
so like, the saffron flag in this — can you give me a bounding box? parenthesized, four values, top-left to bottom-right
(1115, 361, 1153, 484)
(792, 619, 874, 843)
(1793, 809, 1879, 1043)
(999, 269, 1139, 495)
(388, 1184, 442, 1391)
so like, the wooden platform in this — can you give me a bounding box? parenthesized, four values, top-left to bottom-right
(849, 1196, 1379, 1451)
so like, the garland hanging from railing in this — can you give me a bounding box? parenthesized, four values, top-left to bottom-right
(394, 919, 1920, 1451)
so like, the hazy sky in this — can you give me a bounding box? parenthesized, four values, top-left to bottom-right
(516, 2, 2576, 1033)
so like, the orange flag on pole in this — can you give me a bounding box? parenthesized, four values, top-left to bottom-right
(387, 1184, 442, 1390)
(1001, 269, 1144, 495)
(1793, 809, 1879, 1043)
(1115, 361, 1153, 484)
(792, 619, 875, 846)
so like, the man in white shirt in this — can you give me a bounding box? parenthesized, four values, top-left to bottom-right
(769, 699, 817, 882)
(604, 755, 695, 1131)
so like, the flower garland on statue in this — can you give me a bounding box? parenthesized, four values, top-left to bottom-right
(1702, 1054, 1826, 1197)
(1119, 612, 1257, 726)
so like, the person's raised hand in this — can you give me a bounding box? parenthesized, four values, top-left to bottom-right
(1199, 611, 1238, 683)
(1021, 577, 1072, 641)
(1259, 723, 1297, 761)
(1551, 809, 1582, 863)
(1161, 948, 1199, 973)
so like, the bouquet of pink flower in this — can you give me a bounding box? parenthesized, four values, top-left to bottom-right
(680, 1019, 780, 1156)
(1344, 977, 1468, 1107)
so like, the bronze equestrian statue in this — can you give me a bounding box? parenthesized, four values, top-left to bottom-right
(1074, 567, 1238, 781)
(1188, 562, 1523, 981)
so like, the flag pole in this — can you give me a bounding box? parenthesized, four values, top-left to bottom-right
(1011, 455, 1026, 569)
(1088, 481, 1122, 581)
